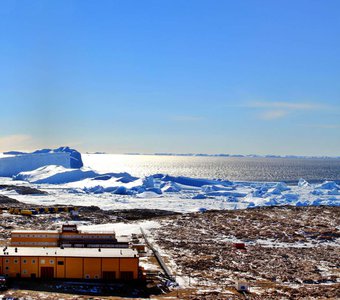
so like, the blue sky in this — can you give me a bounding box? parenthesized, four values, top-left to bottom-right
(0, 0, 339, 155)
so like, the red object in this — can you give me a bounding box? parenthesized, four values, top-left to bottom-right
(233, 243, 246, 249)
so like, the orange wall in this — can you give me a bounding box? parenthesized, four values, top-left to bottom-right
(102, 258, 120, 273)
(56, 257, 65, 278)
(2, 257, 21, 277)
(65, 258, 83, 279)
(83, 258, 101, 279)
(0, 256, 139, 280)
(120, 258, 139, 279)
(20, 256, 39, 278)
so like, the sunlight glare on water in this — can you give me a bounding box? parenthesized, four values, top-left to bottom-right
(82, 154, 340, 183)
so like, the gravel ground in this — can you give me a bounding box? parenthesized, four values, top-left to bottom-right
(151, 206, 340, 299)
(1, 188, 339, 299)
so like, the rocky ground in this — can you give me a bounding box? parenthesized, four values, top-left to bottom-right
(0, 184, 47, 195)
(0, 185, 339, 299)
(151, 206, 340, 299)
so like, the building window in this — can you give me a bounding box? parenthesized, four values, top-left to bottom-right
(40, 259, 45, 264)
(23, 270, 27, 274)
(49, 260, 54, 264)
(5, 259, 9, 264)
(14, 259, 18, 264)
(85, 274, 90, 279)
(5, 267, 9, 270)
(23, 259, 27, 264)
(32, 259, 36, 264)
(57, 261, 64, 265)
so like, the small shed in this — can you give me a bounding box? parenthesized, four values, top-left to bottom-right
(233, 242, 246, 250)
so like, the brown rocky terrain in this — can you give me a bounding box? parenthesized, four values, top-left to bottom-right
(0, 195, 339, 299)
(152, 207, 340, 299)
(0, 184, 47, 195)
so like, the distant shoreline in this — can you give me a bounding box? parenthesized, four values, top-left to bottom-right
(2, 151, 339, 159)
(88, 152, 340, 159)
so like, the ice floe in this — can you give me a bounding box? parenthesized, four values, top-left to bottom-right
(9, 165, 339, 209)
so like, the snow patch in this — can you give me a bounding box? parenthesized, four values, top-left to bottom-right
(14, 165, 98, 184)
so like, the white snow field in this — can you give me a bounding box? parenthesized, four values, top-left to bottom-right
(0, 150, 339, 212)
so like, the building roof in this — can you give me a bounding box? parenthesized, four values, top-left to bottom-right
(1, 247, 138, 258)
(11, 230, 116, 235)
(116, 237, 130, 243)
(11, 230, 59, 234)
(65, 231, 116, 235)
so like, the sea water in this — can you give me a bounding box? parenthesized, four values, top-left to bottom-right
(83, 154, 340, 183)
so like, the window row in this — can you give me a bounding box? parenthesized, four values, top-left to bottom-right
(4, 259, 55, 265)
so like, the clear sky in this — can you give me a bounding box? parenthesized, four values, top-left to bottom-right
(1, 0, 339, 155)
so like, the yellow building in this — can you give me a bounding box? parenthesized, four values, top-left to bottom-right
(10, 224, 129, 248)
(0, 247, 139, 281)
(11, 230, 60, 247)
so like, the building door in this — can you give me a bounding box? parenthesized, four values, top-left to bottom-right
(40, 267, 54, 279)
(102, 271, 116, 281)
(120, 271, 133, 280)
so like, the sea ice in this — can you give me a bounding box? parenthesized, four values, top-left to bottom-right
(317, 181, 340, 190)
(161, 182, 181, 193)
(14, 165, 98, 184)
(298, 178, 310, 188)
(1, 148, 339, 212)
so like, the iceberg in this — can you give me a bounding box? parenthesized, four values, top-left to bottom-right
(161, 175, 233, 187)
(264, 198, 280, 206)
(161, 182, 181, 193)
(252, 187, 268, 197)
(142, 176, 155, 188)
(296, 201, 309, 207)
(201, 185, 235, 193)
(273, 182, 290, 192)
(266, 187, 283, 195)
(192, 194, 207, 199)
(4, 151, 339, 211)
(328, 189, 340, 195)
(312, 198, 324, 206)
(282, 193, 299, 202)
(0, 146, 83, 177)
(204, 191, 247, 197)
(14, 165, 98, 184)
(317, 181, 340, 190)
(32, 147, 83, 168)
(298, 178, 310, 188)
(311, 189, 323, 196)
